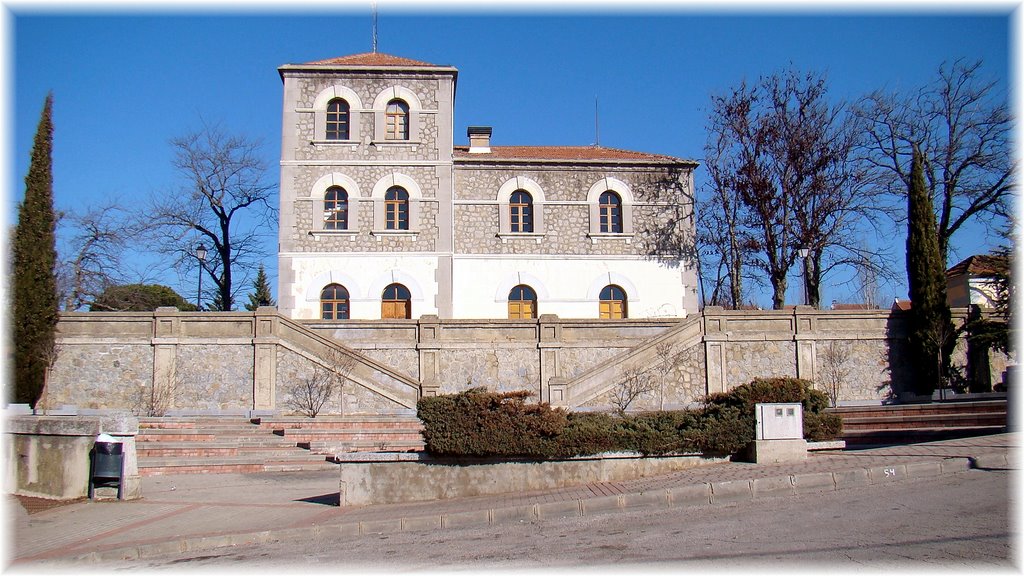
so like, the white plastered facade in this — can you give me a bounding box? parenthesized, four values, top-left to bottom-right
(451, 257, 687, 319)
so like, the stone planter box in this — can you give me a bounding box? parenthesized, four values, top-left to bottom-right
(337, 451, 727, 506)
(5, 413, 141, 501)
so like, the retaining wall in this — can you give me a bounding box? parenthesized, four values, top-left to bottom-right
(337, 452, 728, 506)
(42, 306, 1006, 416)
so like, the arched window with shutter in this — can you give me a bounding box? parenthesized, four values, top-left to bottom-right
(381, 283, 411, 319)
(599, 284, 627, 319)
(321, 284, 350, 320)
(508, 284, 538, 319)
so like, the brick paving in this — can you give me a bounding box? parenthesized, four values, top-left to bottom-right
(8, 433, 1014, 565)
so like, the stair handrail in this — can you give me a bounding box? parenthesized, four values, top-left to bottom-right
(563, 315, 705, 407)
(272, 314, 422, 408)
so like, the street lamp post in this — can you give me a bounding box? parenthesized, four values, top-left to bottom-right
(196, 243, 207, 311)
(798, 248, 810, 306)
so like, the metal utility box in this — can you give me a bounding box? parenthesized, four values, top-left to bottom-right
(755, 403, 804, 440)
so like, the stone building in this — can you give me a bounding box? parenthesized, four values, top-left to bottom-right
(277, 52, 699, 321)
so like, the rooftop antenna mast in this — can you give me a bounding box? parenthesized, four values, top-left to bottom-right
(371, 0, 378, 53)
(594, 96, 601, 147)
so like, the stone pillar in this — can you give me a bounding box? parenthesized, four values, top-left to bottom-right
(538, 314, 562, 404)
(703, 307, 726, 394)
(151, 307, 180, 411)
(547, 377, 568, 407)
(796, 340, 816, 382)
(252, 307, 279, 410)
(418, 315, 442, 397)
(793, 306, 816, 382)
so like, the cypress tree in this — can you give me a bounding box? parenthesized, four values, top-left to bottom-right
(12, 94, 59, 408)
(244, 264, 276, 311)
(905, 145, 954, 395)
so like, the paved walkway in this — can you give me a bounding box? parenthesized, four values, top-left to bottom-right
(8, 433, 1015, 566)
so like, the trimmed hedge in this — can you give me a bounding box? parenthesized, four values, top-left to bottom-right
(416, 378, 842, 460)
(417, 388, 568, 458)
(699, 377, 842, 445)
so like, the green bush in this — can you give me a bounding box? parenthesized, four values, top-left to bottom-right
(417, 378, 842, 460)
(417, 388, 568, 458)
(804, 411, 843, 441)
(688, 377, 842, 453)
(616, 411, 695, 456)
(705, 377, 829, 413)
(552, 412, 622, 458)
(681, 404, 754, 456)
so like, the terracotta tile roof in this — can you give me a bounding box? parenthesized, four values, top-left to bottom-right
(302, 52, 446, 68)
(453, 145, 692, 164)
(946, 254, 1009, 278)
(892, 299, 912, 311)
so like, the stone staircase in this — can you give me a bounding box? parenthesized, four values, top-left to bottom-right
(828, 400, 1008, 447)
(252, 415, 425, 461)
(136, 415, 423, 475)
(136, 417, 337, 475)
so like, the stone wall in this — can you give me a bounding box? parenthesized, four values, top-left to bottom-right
(453, 165, 693, 258)
(44, 306, 1010, 417)
(291, 73, 448, 163)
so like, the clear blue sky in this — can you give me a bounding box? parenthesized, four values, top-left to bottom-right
(6, 6, 1015, 308)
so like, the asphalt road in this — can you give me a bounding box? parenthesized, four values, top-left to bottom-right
(35, 468, 1013, 571)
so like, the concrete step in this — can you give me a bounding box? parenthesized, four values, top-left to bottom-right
(304, 439, 425, 455)
(136, 431, 217, 442)
(135, 415, 425, 474)
(273, 428, 423, 441)
(140, 460, 337, 476)
(137, 443, 311, 458)
(840, 412, 1007, 430)
(253, 416, 423, 430)
(139, 417, 257, 429)
(139, 452, 331, 465)
(829, 400, 1007, 420)
(842, 425, 1007, 447)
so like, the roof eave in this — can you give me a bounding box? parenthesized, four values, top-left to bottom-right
(453, 155, 699, 168)
(279, 63, 459, 81)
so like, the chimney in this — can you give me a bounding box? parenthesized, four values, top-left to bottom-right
(467, 126, 492, 153)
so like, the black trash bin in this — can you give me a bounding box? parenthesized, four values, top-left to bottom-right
(89, 439, 124, 500)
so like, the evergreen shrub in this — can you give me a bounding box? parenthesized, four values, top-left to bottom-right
(417, 388, 568, 458)
(554, 412, 622, 458)
(696, 377, 842, 444)
(416, 378, 842, 460)
(617, 411, 695, 456)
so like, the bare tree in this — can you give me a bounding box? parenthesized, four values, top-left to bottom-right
(611, 364, 658, 417)
(56, 201, 141, 310)
(703, 69, 890, 309)
(131, 377, 176, 417)
(819, 341, 853, 407)
(855, 59, 1013, 265)
(853, 251, 886, 308)
(147, 122, 277, 311)
(700, 81, 761, 308)
(286, 351, 355, 418)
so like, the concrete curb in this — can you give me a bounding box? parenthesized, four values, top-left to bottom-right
(60, 453, 1004, 564)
